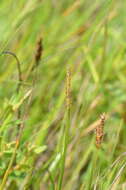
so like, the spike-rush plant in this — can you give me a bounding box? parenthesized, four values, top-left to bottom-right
(0, 52, 24, 189)
(0, 47, 45, 189)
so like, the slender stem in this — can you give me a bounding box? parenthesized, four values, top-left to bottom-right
(1, 51, 23, 134)
(1, 51, 22, 93)
(58, 67, 71, 190)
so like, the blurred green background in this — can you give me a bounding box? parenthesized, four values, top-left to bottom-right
(0, 0, 126, 190)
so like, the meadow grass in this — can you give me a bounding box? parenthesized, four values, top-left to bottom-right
(0, 0, 126, 189)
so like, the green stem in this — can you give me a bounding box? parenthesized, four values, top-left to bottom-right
(0, 140, 19, 190)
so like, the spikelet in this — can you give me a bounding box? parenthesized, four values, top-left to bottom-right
(35, 37, 43, 63)
(32, 37, 43, 71)
(66, 67, 71, 111)
(95, 113, 106, 148)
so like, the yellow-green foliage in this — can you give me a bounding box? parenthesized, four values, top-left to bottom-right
(0, 0, 126, 189)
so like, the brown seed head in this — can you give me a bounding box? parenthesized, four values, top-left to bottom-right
(34, 37, 43, 68)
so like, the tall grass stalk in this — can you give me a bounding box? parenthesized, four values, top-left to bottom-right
(57, 67, 71, 190)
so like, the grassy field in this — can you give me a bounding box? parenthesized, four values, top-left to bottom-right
(0, 0, 126, 189)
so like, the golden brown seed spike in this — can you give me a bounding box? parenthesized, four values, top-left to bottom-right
(66, 67, 71, 111)
(95, 113, 106, 148)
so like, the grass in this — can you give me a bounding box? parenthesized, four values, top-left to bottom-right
(0, 0, 126, 189)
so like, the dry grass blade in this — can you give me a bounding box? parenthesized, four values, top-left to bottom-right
(109, 162, 126, 190)
(62, 0, 81, 16)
